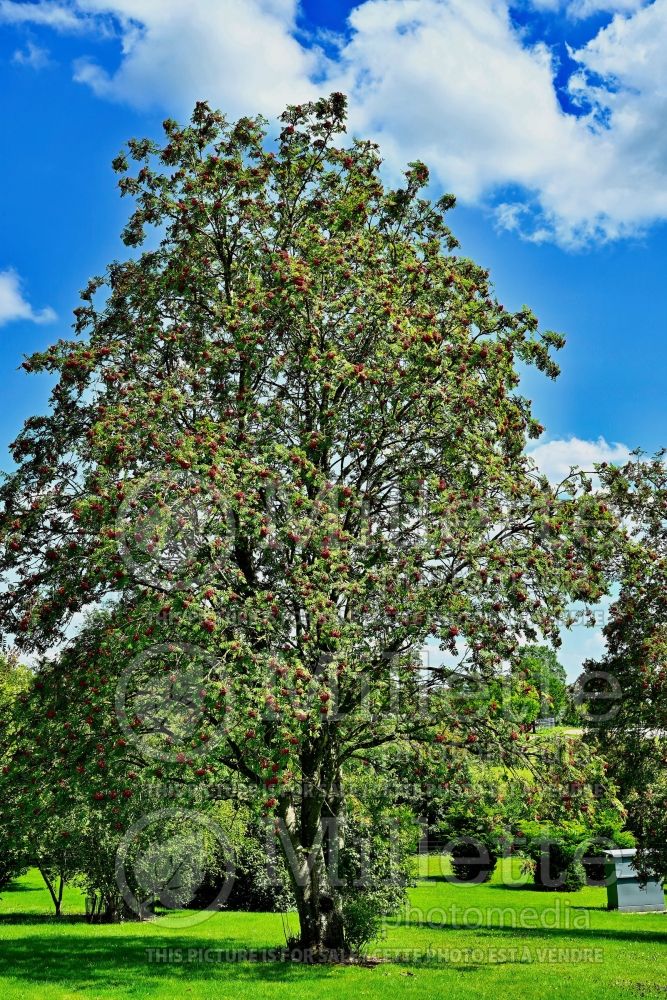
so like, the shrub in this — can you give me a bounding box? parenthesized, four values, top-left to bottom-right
(520, 822, 592, 891)
(561, 859, 587, 892)
(336, 794, 420, 954)
(449, 838, 498, 883)
(342, 894, 385, 955)
(191, 828, 293, 913)
(0, 851, 27, 892)
(580, 827, 635, 886)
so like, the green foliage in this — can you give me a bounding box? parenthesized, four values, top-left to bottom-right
(222, 835, 293, 913)
(0, 650, 32, 893)
(517, 819, 624, 892)
(584, 454, 667, 881)
(340, 894, 385, 954)
(193, 804, 293, 913)
(0, 648, 32, 704)
(0, 841, 27, 893)
(560, 859, 587, 893)
(512, 644, 567, 722)
(339, 773, 420, 946)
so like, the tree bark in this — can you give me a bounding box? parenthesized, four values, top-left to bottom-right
(38, 867, 64, 918)
(86, 892, 124, 924)
(288, 851, 346, 957)
(277, 794, 347, 959)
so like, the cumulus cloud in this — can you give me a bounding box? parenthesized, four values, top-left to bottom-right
(330, 0, 593, 230)
(12, 40, 52, 68)
(0, 0, 95, 31)
(572, 0, 664, 86)
(528, 0, 648, 16)
(527, 436, 632, 482)
(71, 0, 322, 117)
(0, 269, 56, 327)
(329, 0, 667, 244)
(2, 0, 667, 245)
(572, 0, 647, 14)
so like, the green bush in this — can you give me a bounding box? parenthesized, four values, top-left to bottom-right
(0, 852, 27, 892)
(337, 790, 420, 954)
(449, 839, 499, 883)
(190, 815, 293, 913)
(342, 895, 386, 954)
(521, 816, 637, 890)
(560, 860, 587, 892)
(580, 826, 635, 886)
(519, 822, 590, 891)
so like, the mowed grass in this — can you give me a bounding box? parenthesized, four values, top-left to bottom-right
(0, 859, 665, 1000)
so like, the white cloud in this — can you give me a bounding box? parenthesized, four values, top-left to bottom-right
(330, 0, 593, 229)
(564, 1, 667, 225)
(570, 0, 647, 14)
(12, 40, 52, 68)
(0, 269, 56, 327)
(0, 0, 93, 31)
(528, 0, 648, 16)
(328, 0, 667, 245)
(3, 0, 318, 115)
(71, 0, 324, 118)
(527, 436, 632, 482)
(3, 0, 667, 245)
(573, 0, 664, 87)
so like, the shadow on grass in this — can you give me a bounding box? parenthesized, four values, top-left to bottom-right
(0, 921, 665, 989)
(0, 933, 357, 989)
(0, 929, 544, 983)
(446, 881, 584, 892)
(484, 882, 603, 894)
(0, 913, 88, 925)
(568, 905, 667, 914)
(390, 919, 667, 947)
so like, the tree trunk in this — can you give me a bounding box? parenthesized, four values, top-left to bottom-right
(38, 867, 64, 918)
(85, 893, 100, 923)
(277, 795, 347, 960)
(86, 892, 124, 924)
(290, 860, 346, 958)
(103, 899, 122, 923)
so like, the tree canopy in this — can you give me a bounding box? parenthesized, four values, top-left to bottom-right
(584, 454, 667, 880)
(0, 94, 622, 954)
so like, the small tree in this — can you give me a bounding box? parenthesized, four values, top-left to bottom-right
(0, 649, 31, 890)
(584, 454, 667, 880)
(0, 95, 620, 955)
(34, 823, 79, 918)
(513, 644, 568, 723)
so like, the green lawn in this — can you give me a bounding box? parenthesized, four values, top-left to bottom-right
(0, 860, 665, 999)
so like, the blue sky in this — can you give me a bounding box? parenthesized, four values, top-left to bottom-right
(1, 0, 666, 676)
